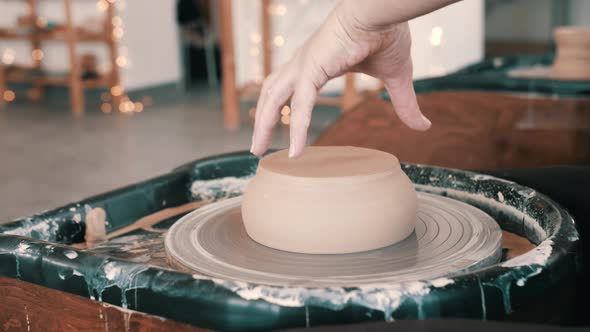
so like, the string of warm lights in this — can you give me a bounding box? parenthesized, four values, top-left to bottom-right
(96, 0, 144, 114)
(1, 11, 52, 102)
(429, 24, 445, 76)
(243, 0, 451, 124)
(1, 0, 148, 113)
(2, 48, 16, 65)
(1, 47, 16, 103)
(2, 1, 450, 109)
(247, 1, 290, 124)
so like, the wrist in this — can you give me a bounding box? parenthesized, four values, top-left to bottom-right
(337, 0, 398, 31)
(339, 0, 460, 30)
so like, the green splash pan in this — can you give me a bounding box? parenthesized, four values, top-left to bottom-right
(0, 151, 580, 331)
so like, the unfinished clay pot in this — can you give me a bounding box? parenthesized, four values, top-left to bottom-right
(552, 26, 590, 80)
(241, 146, 417, 254)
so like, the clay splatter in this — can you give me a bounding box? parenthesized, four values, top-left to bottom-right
(24, 305, 31, 331)
(471, 174, 514, 184)
(477, 277, 487, 320)
(517, 189, 536, 199)
(69, 259, 150, 308)
(64, 250, 78, 259)
(483, 263, 546, 315)
(3, 217, 60, 241)
(13, 242, 32, 279)
(501, 239, 553, 268)
(190, 176, 252, 201)
(418, 185, 549, 243)
(209, 277, 454, 321)
(515, 267, 542, 286)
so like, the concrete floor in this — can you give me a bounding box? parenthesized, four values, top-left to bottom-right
(0, 87, 340, 222)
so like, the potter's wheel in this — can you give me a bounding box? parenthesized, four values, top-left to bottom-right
(165, 192, 502, 287)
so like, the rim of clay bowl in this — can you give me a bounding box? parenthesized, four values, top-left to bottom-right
(554, 26, 590, 35)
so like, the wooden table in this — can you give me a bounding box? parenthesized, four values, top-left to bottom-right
(316, 91, 590, 169)
(0, 277, 208, 332)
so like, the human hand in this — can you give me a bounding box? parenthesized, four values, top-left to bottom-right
(251, 0, 456, 158)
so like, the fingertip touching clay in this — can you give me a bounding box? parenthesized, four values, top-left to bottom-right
(241, 146, 417, 254)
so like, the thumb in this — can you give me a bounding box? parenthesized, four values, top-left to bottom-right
(383, 65, 431, 131)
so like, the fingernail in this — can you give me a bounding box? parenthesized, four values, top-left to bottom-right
(288, 144, 296, 158)
(421, 115, 432, 128)
(250, 132, 257, 154)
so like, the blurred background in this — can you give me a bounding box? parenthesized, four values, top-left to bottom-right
(0, 0, 588, 221)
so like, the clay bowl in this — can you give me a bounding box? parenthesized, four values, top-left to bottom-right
(241, 146, 417, 254)
(552, 26, 590, 80)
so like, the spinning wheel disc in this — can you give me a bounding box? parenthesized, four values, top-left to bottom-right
(165, 193, 502, 287)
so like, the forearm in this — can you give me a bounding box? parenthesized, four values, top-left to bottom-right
(338, 0, 460, 30)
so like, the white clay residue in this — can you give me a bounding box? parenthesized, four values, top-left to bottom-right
(58, 269, 83, 280)
(192, 273, 209, 280)
(4, 217, 61, 242)
(501, 239, 553, 268)
(470, 174, 515, 184)
(64, 250, 78, 259)
(483, 263, 546, 315)
(415, 182, 565, 316)
(190, 176, 252, 201)
(517, 189, 536, 199)
(515, 267, 542, 286)
(430, 278, 454, 288)
(477, 278, 487, 320)
(210, 277, 454, 320)
(24, 305, 31, 331)
(418, 185, 548, 242)
(493, 57, 504, 68)
(15, 242, 31, 253)
(88, 233, 162, 264)
(13, 242, 32, 279)
(72, 259, 149, 308)
(104, 261, 119, 280)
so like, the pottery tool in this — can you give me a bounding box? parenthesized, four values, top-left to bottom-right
(165, 192, 502, 287)
(73, 200, 218, 249)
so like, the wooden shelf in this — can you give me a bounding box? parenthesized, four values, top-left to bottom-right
(0, 0, 121, 113)
(4, 66, 109, 88)
(0, 27, 107, 42)
(32, 75, 108, 89)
